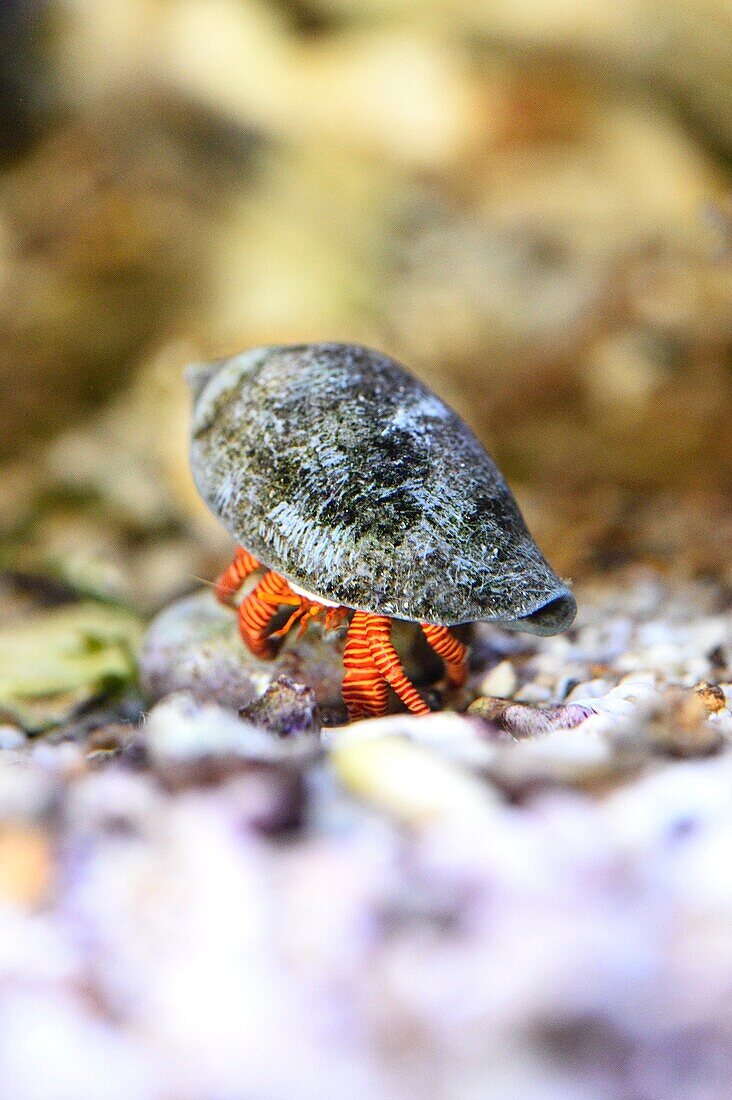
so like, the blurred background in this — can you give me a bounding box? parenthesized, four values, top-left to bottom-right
(0, 0, 729, 612)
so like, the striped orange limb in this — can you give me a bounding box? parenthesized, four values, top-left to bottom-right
(342, 611, 430, 720)
(420, 624, 468, 687)
(214, 547, 262, 606)
(237, 571, 301, 658)
(235, 570, 348, 659)
(342, 612, 388, 720)
(270, 594, 349, 642)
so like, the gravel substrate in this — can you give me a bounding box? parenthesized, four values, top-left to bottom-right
(0, 566, 730, 1100)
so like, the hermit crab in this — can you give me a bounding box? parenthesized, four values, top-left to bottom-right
(188, 343, 575, 720)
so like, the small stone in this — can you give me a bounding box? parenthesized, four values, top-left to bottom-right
(565, 678, 614, 701)
(694, 681, 727, 715)
(143, 692, 319, 790)
(85, 724, 138, 768)
(645, 688, 725, 758)
(707, 643, 728, 670)
(0, 755, 57, 821)
(467, 696, 512, 724)
(478, 660, 517, 699)
(493, 725, 619, 789)
(0, 726, 26, 750)
(467, 697, 594, 738)
(330, 727, 496, 824)
(0, 824, 51, 906)
(556, 674, 580, 701)
(240, 675, 320, 737)
(513, 681, 552, 704)
(145, 692, 269, 759)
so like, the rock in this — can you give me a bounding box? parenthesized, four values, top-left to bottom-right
(512, 681, 553, 704)
(221, 768, 307, 837)
(694, 680, 727, 715)
(143, 693, 320, 801)
(240, 675, 320, 737)
(644, 687, 726, 759)
(477, 659, 517, 699)
(84, 723, 141, 768)
(490, 724, 622, 789)
(143, 692, 312, 827)
(0, 726, 26, 750)
(146, 693, 280, 765)
(0, 751, 58, 825)
(329, 721, 498, 824)
(0, 823, 52, 906)
(565, 677, 615, 701)
(138, 589, 346, 714)
(467, 698, 594, 738)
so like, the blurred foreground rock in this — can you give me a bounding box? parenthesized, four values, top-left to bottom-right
(0, 567, 728, 1098)
(0, 648, 728, 1098)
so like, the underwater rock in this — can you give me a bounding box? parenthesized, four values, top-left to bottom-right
(476, 659, 517, 699)
(0, 726, 26, 750)
(145, 692, 313, 765)
(139, 588, 346, 714)
(145, 692, 267, 763)
(694, 680, 727, 715)
(240, 675, 320, 737)
(143, 691, 312, 817)
(642, 687, 727, 759)
(467, 697, 594, 738)
(329, 718, 498, 824)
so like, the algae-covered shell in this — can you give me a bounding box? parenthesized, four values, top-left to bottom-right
(188, 343, 575, 632)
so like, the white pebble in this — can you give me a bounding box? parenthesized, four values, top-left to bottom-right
(513, 682, 552, 705)
(478, 660, 517, 699)
(0, 726, 26, 750)
(145, 692, 272, 763)
(565, 679, 613, 701)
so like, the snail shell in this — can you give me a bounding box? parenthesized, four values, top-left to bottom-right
(189, 343, 575, 632)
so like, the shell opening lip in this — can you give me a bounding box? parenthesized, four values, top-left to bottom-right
(500, 590, 577, 636)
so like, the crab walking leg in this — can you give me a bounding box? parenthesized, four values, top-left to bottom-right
(237, 570, 300, 659)
(215, 547, 261, 606)
(420, 624, 468, 687)
(342, 611, 389, 720)
(365, 614, 431, 716)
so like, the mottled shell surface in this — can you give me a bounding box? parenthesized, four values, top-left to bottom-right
(189, 344, 575, 630)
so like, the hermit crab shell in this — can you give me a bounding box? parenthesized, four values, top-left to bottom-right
(188, 343, 576, 633)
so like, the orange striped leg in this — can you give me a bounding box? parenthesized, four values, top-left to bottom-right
(342, 611, 388, 720)
(237, 570, 300, 659)
(215, 547, 261, 606)
(420, 624, 468, 687)
(365, 615, 430, 716)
